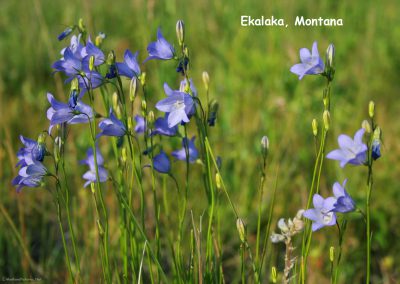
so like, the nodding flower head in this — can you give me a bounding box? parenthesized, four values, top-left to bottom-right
(331, 179, 355, 213)
(144, 28, 175, 62)
(171, 136, 199, 163)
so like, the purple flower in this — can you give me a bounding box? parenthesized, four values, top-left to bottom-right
(47, 92, 94, 133)
(172, 137, 199, 163)
(144, 28, 175, 62)
(153, 151, 171, 173)
(303, 194, 337, 231)
(326, 128, 367, 168)
(290, 42, 324, 80)
(331, 179, 355, 213)
(80, 147, 108, 187)
(15, 136, 45, 167)
(371, 139, 381, 160)
(153, 113, 178, 136)
(116, 50, 141, 79)
(12, 161, 47, 191)
(57, 27, 73, 41)
(81, 37, 105, 67)
(180, 78, 198, 97)
(155, 83, 195, 127)
(134, 115, 146, 134)
(97, 109, 126, 138)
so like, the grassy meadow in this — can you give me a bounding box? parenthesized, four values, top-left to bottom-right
(0, 0, 399, 282)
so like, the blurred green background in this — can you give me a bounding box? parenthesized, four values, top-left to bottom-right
(1, 0, 399, 282)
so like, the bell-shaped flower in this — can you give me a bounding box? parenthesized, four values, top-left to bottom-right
(144, 28, 175, 62)
(290, 41, 324, 80)
(152, 113, 178, 136)
(97, 109, 126, 138)
(155, 83, 195, 127)
(47, 92, 94, 133)
(326, 128, 367, 168)
(331, 179, 355, 213)
(303, 194, 337, 231)
(134, 115, 146, 134)
(80, 147, 108, 187)
(171, 136, 199, 163)
(116, 50, 141, 79)
(12, 161, 47, 191)
(153, 151, 171, 174)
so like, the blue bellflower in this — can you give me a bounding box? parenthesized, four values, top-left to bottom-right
(116, 50, 141, 79)
(144, 28, 175, 62)
(331, 179, 355, 213)
(326, 128, 367, 168)
(303, 194, 337, 231)
(153, 150, 171, 173)
(16, 136, 45, 167)
(153, 113, 178, 136)
(80, 147, 108, 187)
(172, 136, 199, 163)
(134, 115, 146, 134)
(57, 27, 73, 41)
(290, 42, 324, 80)
(97, 109, 126, 138)
(47, 92, 94, 133)
(155, 83, 195, 127)
(12, 161, 47, 191)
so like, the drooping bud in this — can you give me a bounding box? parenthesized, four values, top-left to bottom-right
(202, 71, 210, 91)
(236, 218, 247, 243)
(129, 78, 137, 102)
(215, 173, 222, 190)
(78, 18, 86, 33)
(329, 246, 335, 262)
(312, 119, 318, 137)
(361, 120, 372, 134)
(271, 266, 277, 283)
(57, 26, 73, 41)
(369, 101, 375, 119)
(71, 78, 79, 91)
(176, 20, 185, 46)
(323, 110, 330, 131)
(89, 55, 95, 71)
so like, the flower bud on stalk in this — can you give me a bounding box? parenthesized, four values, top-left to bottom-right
(369, 101, 375, 119)
(362, 120, 372, 134)
(312, 119, 318, 137)
(78, 18, 86, 33)
(121, 147, 127, 164)
(176, 20, 185, 46)
(261, 135, 269, 160)
(141, 100, 147, 116)
(330, 246, 335, 262)
(129, 78, 137, 102)
(325, 44, 335, 80)
(215, 173, 222, 190)
(236, 218, 247, 243)
(147, 111, 155, 128)
(202, 71, 210, 91)
(323, 110, 330, 131)
(271, 266, 277, 283)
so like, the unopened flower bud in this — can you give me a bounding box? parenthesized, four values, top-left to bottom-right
(369, 101, 375, 118)
(323, 110, 330, 131)
(147, 111, 155, 127)
(121, 147, 127, 163)
(183, 45, 189, 58)
(361, 120, 371, 134)
(129, 78, 137, 102)
(261, 135, 269, 158)
(372, 126, 382, 160)
(176, 20, 185, 46)
(127, 117, 133, 132)
(141, 100, 147, 116)
(208, 99, 219, 126)
(78, 18, 86, 33)
(215, 173, 222, 190)
(271, 266, 277, 283)
(89, 55, 95, 71)
(329, 246, 335, 262)
(112, 92, 119, 111)
(90, 182, 95, 193)
(107, 51, 116, 65)
(202, 71, 210, 91)
(95, 32, 106, 46)
(312, 119, 318, 137)
(236, 218, 247, 243)
(139, 72, 146, 86)
(326, 44, 335, 69)
(71, 78, 79, 91)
